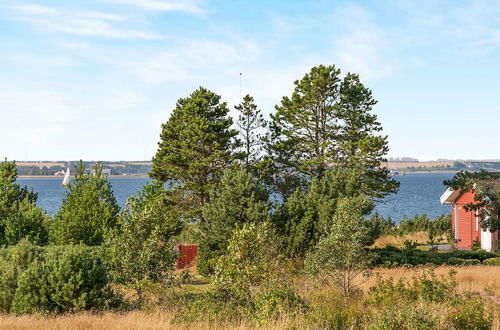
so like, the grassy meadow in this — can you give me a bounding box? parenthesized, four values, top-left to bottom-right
(1, 265, 500, 330)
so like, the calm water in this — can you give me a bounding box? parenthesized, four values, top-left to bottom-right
(19, 173, 454, 222)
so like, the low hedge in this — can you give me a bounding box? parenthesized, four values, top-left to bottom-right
(483, 257, 500, 266)
(372, 247, 499, 267)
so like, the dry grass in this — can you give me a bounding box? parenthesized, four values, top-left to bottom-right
(370, 231, 447, 247)
(362, 265, 500, 296)
(0, 311, 306, 330)
(2, 266, 500, 329)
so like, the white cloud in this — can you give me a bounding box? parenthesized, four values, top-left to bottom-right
(109, 0, 205, 15)
(10, 4, 162, 39)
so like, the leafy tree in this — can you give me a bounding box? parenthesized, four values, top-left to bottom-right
(235, 94, 267, 170)
(276, 167, 374, 257)
(50, 161, 119, 246)
(150, 87, 238, 221)
(0, 159, 47, 245)
(267, 65, 398, 197)
(197, 167, 270, 275)
(103, 181, 183, 300)
(210, 222, 281, 304)
(305, 196, 373, 303)
(444, 170, 500, 232)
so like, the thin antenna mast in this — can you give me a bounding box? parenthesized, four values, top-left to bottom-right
(239, 72, 242, 103)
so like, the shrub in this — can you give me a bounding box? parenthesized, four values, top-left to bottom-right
(11, 245, 113, 314)
(446, 293, 492, 329)
(0, 240, 43, 312)
(103, 182, 182, 301)
(253, 282, 306, 324)
(368, 301, 438, 330)
(483, 257, 500, 265)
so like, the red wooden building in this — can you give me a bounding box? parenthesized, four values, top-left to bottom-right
(440, 188, 499, 251)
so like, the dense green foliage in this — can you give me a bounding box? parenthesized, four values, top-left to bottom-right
(0, 160, 48, 245)
(266, 64, 398, 197)
(394, 214, 452, 238)
(305, 197, 373, 300)
(197, 167, 270, 274)
(151, 87, 238, 221)
(104, 182, 183, 295)
(0, 240, 43, 312)
(277, 167, 374, 257)
(372, 246, 499, 267)
(3, 197, 50, 245)
(0, 241, 113, 314)
(51, 161, 120, 246)
(12, 245, 112, 314)
(444, 170, 500, 232)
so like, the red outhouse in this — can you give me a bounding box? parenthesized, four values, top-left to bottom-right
(440, 188, 499, 251)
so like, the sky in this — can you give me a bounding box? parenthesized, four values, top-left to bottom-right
(1, 0, 500, 161)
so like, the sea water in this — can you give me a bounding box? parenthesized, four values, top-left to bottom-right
(18, 172, 454, 222)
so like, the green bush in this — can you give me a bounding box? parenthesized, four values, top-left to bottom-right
(368, 301, 438, 330)
(253, 282, 306, 323)
(11, 245, 113, 314)
(0, 240, 43, 312)
(373, 246, 500, 267)
(446, 293, 492, 329)
(483, 257, 500, 265)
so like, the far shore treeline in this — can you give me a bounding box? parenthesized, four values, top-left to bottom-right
(0, 64, 496, 328)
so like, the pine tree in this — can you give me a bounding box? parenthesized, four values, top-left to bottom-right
(197, 167, 270, 275)
(268, 65, 398, 198)
(50, 161, 119, 246)
(278, 167, 374, 257)
(0, 159, 47, 245)
(151, 87, 238, 221)
(235, 94, 267, 170)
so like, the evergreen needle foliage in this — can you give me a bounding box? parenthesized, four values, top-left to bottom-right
(235, 94, 267, 170)
(51, 161, 119, 246)
(276, 167, 374, 257)
(0, 159, 48, 245)
(151, 87, 238, 221)
(266, 64, 398, 198)
(197, 167, 271, 275)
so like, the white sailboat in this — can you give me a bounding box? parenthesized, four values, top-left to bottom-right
(62, 165, 71, 186)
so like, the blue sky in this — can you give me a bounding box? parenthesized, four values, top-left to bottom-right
(1, 0, 499, 161)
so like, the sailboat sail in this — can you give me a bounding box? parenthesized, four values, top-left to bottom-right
(62, 165, 70, 186)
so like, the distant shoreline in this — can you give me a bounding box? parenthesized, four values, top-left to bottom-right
(18, 174, 150, 179)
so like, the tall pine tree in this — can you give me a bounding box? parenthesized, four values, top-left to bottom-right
(235, 94, 267, 170)
(268, 65, 398, 198)
(151, 87, 238, 221)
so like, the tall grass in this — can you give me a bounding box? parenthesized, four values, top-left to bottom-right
(2, 265, 499, 329)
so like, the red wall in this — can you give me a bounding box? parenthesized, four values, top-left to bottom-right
(175, 244, 198, 269)
(454, 191, 480, 248)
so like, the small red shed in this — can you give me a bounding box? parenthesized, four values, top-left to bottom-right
(175, 244, 198, 270)
(440, 188, 499, 251)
